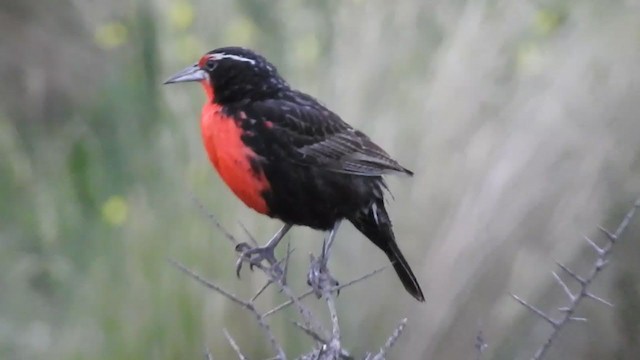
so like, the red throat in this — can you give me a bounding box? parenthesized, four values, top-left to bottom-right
(200, 80, 214, 101)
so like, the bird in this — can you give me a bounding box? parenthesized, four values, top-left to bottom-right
(163, 46, 424, 302)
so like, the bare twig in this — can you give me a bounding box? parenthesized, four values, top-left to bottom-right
(199, 208, 324, 336)
(256, 258, 326, 337)
(264, 264, 388, 319)
(366, 318, 408, 360)
(185, 203, 409, 359)
(191, 196, 240, 246)
(223, 328, 248, 360)
(169, 259, 286, 360)
(324, 290, 342, 359)
(511, 197, 640, 360)
(169, 259, 247, 308)
(250, 246, 295, 303)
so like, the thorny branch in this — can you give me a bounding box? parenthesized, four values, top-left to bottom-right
(510, 197, 640, 360)
(170, 259, 286, 360)
(173, 200, 409, 359)
(365, 318, 408, 360)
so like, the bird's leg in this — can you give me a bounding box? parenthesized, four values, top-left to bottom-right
(308, 220, 342, 296)
(235, 223, 292, 278)
(321, 220, 341, 267)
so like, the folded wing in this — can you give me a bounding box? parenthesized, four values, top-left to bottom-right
(244, 96, 413, 177)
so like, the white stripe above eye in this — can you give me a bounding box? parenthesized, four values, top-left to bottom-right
(211, 53, 256, 65)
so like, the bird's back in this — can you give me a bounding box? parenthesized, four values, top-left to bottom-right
(225, 91, 407, 229)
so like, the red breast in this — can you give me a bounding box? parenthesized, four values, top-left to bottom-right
(199, 82, 271, 215)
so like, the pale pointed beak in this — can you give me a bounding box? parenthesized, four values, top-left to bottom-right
(163, 64, 207, 85)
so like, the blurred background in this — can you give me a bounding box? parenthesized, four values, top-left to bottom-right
(1, 0, 640, 359)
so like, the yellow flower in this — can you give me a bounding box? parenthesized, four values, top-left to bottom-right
(101, 195, 128, 227)
(95, 22, 128, 50)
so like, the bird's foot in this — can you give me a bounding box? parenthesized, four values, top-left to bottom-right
(307, 254, 340, 298)
(235, 242, 282, 278)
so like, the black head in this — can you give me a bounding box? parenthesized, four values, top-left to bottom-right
(164, 46, 289, 105)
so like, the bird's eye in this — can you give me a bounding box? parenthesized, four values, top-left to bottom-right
(205, 58, 216, 70)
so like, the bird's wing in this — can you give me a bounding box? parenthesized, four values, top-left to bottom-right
(243, 96, 413, 177)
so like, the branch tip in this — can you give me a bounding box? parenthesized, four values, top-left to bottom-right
(586, 292, 614, 307)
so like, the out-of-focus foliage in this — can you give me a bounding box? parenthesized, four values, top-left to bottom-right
(1, 0, 639, 359)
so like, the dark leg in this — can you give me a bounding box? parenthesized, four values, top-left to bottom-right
(308, 220, 342, 296)
(236, 223, 293, 277)
(321, 219, 341, 266)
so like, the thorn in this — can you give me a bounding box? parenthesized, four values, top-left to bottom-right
(282, 242, 293, 287)
(292, 321, 328, 344)
(238, 222, 259, 246)
(569, 316, 588, 322)
(555, 261, 586, 284)
(552, 271, 576, 301)
(204, 347, 213, 360)
(511, 294, 559, 327)
(598, 225, 617, 242)
(583, 235, 605, 255)
(501, 199, 640, 360)
(251, 280, 273, 303)
(586, 292, 614, 307)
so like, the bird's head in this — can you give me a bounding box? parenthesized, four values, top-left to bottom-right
(163, 47, 288, 105)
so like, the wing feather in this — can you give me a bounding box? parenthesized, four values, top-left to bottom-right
(243, 96, 413, 177)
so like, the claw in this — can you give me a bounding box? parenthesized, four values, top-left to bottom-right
(234, 242, 280, 278)
(235, 257, 248, 278)
(307, 254, 340, 298)
(235, 242, 251, 253)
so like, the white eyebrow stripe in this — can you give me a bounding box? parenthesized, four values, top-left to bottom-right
(211, 53, 256, 65)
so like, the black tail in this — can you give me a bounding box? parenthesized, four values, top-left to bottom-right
(349, 201, 425, 302)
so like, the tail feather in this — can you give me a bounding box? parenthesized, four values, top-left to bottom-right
(349, 201, 425, 302)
